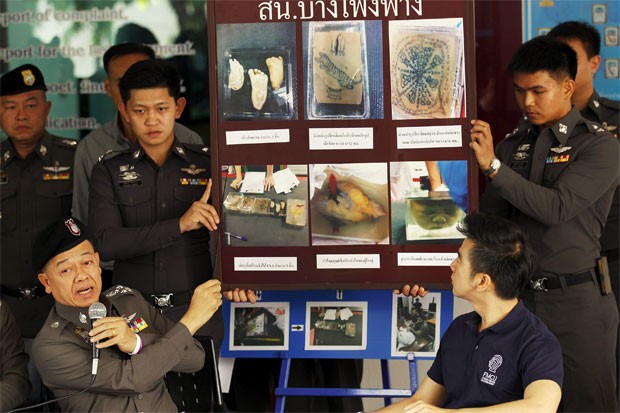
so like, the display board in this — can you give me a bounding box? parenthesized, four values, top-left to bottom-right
(522, 0, 620, 100)
(207, 0, 478, 289)
(221, 289, 454, 359)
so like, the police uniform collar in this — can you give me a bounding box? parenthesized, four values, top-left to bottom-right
(587, 90, 603, 113)
(171, 138, 190, 162)
(35, 132, 54, 164)
(549, 106, 580, 145)
(0, 139, 18, 167)
(54, 295, 111, 327)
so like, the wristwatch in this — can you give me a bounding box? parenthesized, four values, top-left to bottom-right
(483, 158, 501, 176)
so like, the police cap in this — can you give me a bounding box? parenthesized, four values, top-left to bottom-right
(1, 64, 48, 97)
(32, 217, 89, 272)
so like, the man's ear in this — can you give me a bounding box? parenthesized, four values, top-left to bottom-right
(563, 78, 576, 100)
(38, 273, 52, 294)
(118, 102, 130, 124)
(104, 79, 112, 97)
(175, 97, 187, 120)
(474, 273, 493, 292)
(589, 55, 601, 77)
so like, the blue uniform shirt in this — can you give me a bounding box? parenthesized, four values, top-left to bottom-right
(428, 300, 563, 408)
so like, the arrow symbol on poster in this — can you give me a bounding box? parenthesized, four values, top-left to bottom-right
(291, 324, 304, 331)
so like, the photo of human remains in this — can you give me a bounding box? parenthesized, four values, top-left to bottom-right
(391, 293, 441, 356)
(230, 302, 289, 350)
(390, 161, 467, 244)
(305, 302, 367, 350)
(389, 19, 465, 119)
(216, 22, 297, 120)
(310, 163, 389, 245)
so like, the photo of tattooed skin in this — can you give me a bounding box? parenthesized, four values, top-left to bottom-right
(389, 19, 465, 120)
(304, 20, 383, 120)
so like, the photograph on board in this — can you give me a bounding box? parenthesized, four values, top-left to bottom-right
(216, 22, 297, 120)
(230, 302, 289, 350)
(221, 164, 309, 246)
(390, 160, 467, 244)
(310, 163, 389, 245)
(305, 302, 367, 350)
(391, 292, 441, 357)
(389, 18, 466, 120)
(303, 20, 383, 120)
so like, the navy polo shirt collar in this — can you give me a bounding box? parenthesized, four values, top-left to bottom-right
(129, 138, 189, 165)
(465, 300, 525, 335)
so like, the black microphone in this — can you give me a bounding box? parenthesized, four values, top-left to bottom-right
(88, 302, 107, 378)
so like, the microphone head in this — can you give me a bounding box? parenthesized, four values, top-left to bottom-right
(88, 302, 107, 320)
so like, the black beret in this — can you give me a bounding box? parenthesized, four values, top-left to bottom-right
(32, 217, 89, 272)
(1, 64, 47, 97)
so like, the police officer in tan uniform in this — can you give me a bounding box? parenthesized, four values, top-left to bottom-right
(31, 216, 222, 412)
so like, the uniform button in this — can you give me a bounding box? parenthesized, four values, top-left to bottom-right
(137, 394, 143, 400)
(161, 202, 166, 209)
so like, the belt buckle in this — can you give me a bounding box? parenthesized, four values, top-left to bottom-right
(530, 277, 548, 292)
(151, 293, 173, 308)
(19, 287, 37, 300)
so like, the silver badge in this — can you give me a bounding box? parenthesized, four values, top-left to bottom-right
(79, 312, 88, 324)
(176, 146, 185, 155)
(105, 285, 133, 297)
(558, 123, 567, 134)
(550, 146, 571, 154)
(513, 152, 528, 160)
(39, 144, 47, 156)
(51, 321, 60, 328)
(119, 165, 129, 172)
(517, 144, 530, 151)
(602, 122, 617, 132)
(201, 147, 209, 153)
(125, 312, 137, 322)
(43, 162, 70, 173)
(3, 151, 10, 162)
(132, 150, 140, 159)
(120, 171, 140, 181)
(61, 139, 77, 146)
(593, 100, 600, 108)
(181, 164, 206, 175)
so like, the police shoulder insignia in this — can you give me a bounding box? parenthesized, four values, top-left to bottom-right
(201, 147, 209, 153)
(106, 285, 133, 298)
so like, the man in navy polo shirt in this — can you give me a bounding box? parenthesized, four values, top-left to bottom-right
(381, 212, 563, 412)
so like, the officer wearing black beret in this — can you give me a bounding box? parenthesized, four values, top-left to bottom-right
(0, 63, 76, 342)
(30, 216, 223, 412)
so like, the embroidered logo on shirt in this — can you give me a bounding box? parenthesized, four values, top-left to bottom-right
(480, 354, 503, 386)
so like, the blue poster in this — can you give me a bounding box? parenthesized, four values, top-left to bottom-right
(523, 0, 620, 100)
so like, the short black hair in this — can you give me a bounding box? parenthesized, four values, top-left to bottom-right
(548, 21, 601, 58)
(119, 59, 181, 104)
(457, 212, 536, 300)
(508, 36, 577, 81)
(103, 42, 155, 74)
